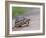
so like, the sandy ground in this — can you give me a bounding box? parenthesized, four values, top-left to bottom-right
(12, 15, 40, 31)
(12, 8, 40, 31)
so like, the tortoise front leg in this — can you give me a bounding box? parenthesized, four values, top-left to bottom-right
(26, 21, 29, 26)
